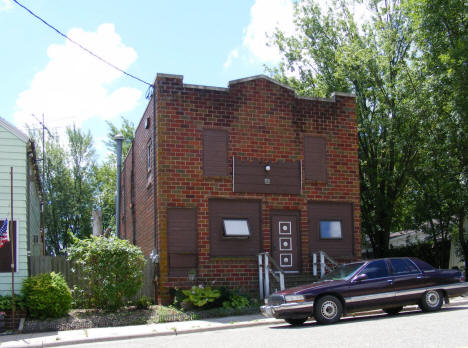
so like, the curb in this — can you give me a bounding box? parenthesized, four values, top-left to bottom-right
(2, 299, 468, 348)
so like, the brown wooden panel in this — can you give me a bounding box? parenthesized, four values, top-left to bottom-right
(308, 202, 353, 258)
(209, 199, 261, 257)
(234, 159, 301, 194)
(304, 136, 327, 182)
(203, 129, 228, 176)
(0, 221, 16, 272)
(167, 208, 197, 276)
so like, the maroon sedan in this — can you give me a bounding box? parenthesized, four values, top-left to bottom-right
(261, 257, 468, 325)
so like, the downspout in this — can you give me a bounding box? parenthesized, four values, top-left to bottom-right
(114, 134, 124, 238)
(152, 85, 160, 303)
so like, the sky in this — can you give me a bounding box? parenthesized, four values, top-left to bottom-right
(0, 0, 297, 160)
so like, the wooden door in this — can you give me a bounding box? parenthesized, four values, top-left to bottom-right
(271, 214, 300, 272)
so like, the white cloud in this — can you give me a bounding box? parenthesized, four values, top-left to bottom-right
(0, 0, 12, 11)
(14, 23, 142, 131)
(223, 49, 239, 69)
(224, 0, 294, 68)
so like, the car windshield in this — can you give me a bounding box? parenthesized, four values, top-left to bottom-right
(321, 262, 365, 281)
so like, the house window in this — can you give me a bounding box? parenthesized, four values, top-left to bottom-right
(33, 235, 39, 243)
(319, 220, 342, 239)
(147, 139, 152, 172)
(203, 129, 228, 176)
(304, 135, 327, 182)
(223, 219, 250, 238)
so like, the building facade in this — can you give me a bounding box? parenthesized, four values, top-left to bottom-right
(0, 117, 42, 294)
(120, 74, 360, 303)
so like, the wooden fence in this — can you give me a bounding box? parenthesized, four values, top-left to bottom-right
(29, 256, 155, 300)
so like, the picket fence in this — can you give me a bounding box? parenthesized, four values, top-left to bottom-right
(29, 256, 155, 300)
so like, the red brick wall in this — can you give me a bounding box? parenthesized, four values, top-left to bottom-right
(122, 73, 360, 303)
(121, 98, 156, 257)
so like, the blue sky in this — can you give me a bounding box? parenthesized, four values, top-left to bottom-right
(0, 0, 295, 160)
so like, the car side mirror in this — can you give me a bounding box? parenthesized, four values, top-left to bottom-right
(353, 273, 368, 282)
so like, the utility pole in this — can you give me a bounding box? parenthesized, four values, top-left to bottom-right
(32, 114, 53, 255)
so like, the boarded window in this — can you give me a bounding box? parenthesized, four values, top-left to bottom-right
(0, 220, 16, 272)
(203, 129, 228, 176)
(167, 208, 197, 277)
(304, 136, 327, 182)
(209, 199, 261, 257)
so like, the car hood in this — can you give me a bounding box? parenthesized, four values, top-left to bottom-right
(274, 279, 348, 296)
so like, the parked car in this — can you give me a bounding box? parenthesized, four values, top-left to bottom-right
(261, 257, 468, 325)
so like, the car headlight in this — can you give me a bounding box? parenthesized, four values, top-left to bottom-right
(284, 295, 305, 303)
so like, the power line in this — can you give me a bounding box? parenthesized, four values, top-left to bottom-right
(12, 0, 154, 88)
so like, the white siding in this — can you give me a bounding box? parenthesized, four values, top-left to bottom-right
(0, 124, 29, 294)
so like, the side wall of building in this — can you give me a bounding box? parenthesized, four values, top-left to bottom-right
(0, 123, 29, 294)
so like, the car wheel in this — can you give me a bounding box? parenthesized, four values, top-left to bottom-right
(419, 290, 443, 312)
(383, 306, 403, 315)
(314, 295, 343, 325)
(284, 318, 308, 326)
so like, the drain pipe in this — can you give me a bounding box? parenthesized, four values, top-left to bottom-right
(114, 134, 124, 238)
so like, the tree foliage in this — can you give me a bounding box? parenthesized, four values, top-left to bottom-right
(271, 0, 428, 257)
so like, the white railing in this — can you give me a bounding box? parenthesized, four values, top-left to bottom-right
(312, 250, 338, 278)
(258, 252, 285, 299)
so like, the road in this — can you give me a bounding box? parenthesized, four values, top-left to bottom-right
(60, 306, 468, 348)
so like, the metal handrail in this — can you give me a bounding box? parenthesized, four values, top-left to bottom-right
(311, 250, 339, 278)
(258, 252, 285, 299)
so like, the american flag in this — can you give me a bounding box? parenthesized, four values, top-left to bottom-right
(0, 219, 9, 248)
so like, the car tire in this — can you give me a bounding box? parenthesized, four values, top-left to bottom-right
(314, 295, 343, 325)
(284, 318, 308, 326)
(383, 306, 403, 315)
(419, 290, 443, 312)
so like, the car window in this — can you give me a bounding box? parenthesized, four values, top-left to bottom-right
(403, 259, 420, 273)
(360, 260, 389, 279)
(390, 259, 419, 274)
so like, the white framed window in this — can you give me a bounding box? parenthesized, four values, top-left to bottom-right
(147, 139, 152, 172)
(320, 220, 342, 239)
(223, 219, 250, 238)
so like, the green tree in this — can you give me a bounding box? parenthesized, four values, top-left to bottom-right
(405, 0, 468, 272)
(94, 117, 135, 234)
(270, 0, 427, 257)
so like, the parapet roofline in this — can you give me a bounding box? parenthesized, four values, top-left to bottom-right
(154, 73, 356, 100)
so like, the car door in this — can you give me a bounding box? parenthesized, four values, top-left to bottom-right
(390, 258, 429, 303)
(343, 259, 395, 312)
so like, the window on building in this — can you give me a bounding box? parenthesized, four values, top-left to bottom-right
(304, 135, 327, 182)
(147, 139, 152, 172)
(319, 220, 342, 239)
(33, 235, 39, 244)
(223, 219, 250, 238)
(203, 129, 228, 176)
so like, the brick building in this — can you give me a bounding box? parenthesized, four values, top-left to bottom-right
(120, 73, 360, 303)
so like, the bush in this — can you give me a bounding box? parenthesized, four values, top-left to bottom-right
(222, 294, 250, 309)
(182, 285, 221, 308)
(22, 272, 72, 319)
(0, 294, 27, 312)
(134, 296, 152, 309)
(67, 236, 146, 310)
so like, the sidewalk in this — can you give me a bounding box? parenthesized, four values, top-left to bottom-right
(1, 298, 467, 348)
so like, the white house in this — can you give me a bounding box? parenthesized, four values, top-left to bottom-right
(0, 117, 42, 294)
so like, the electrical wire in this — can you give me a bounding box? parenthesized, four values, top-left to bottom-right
(12, 0, 154, 88)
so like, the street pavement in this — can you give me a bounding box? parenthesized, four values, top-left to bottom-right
(1, 298, 467, 348)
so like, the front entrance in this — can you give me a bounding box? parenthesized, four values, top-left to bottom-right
(271, 212, 300, 272)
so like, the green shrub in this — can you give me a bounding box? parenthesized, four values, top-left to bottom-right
(67, 236, 146, 310)
(222, 294, 250, 309)
(0, 294, 27, 311)
(134, 296, 152, 309)
(182, 285, 221, 308)
(22, 272, 72, 319)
